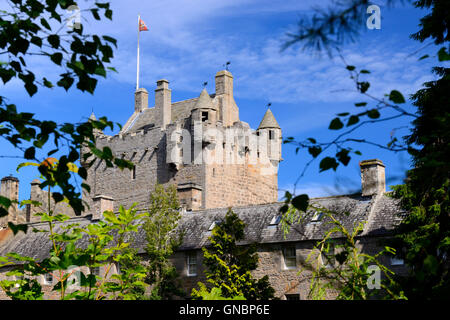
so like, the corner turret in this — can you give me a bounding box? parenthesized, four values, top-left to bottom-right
(257, 108, 282, 163)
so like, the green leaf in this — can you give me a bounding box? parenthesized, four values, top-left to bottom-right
(47, 35, 60, 49)
(94, 67, 106, 77)
(367, 109, 380, 119)
(360, 69, 370, 74)
(354, 102, 367, 107)
(329, 117, 344, 130)
(346, 65, 355, 71)
(347, 115, 359, 126)
(336, 149, 351, 166)
(423, 255, 439, 275)
(24, 147, 35, 159)
(437, 47, 450, 61)
(319, 157, 339, 172)
(91, 8, 101, 20)
(389, 90, 406, 104)
(418, 54, 429, 60)
(308, 146, 322, 158)
(8, 222, 28, 235)
(292, 194, 309, 212)
(40, 18, 51, 30)
(0, 196, 12, 209)
(358, 81, 370, 93)
(50, 53, 63, 65)
(43, 77, 53, 88)
(0, 207, 9, 218)
(52, 192, 64, 203)
(105, 9, 113, 20)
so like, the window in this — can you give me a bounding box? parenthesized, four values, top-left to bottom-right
(321, 244, 335, 268)
(269, 130, 274, 140)
(91, 266, 100, 277)
(269, 215, 281, 226)
(201, 111, 209, 122)
(285, 294, 300, 300)
(44, 273, 53, 285)
(187, 252, 197, 276)
(208, 221, 220, 231)
(390, 256, 404, 266)
(311, 211, 324, 223)
(116, 262, 121, 275)
(131, 166, 136, 180)
(283, 246, 296, 269)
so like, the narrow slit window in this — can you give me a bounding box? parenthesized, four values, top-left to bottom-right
(201, 111, 209, 122)
(269, 130, 274, 140)
(132, 166, 136, 180)
(44, 273, 53, 284)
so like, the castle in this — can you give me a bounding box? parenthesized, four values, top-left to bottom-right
(0, 70, 406, 300)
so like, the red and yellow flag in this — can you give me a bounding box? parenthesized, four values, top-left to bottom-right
(139, 18, 148, 31)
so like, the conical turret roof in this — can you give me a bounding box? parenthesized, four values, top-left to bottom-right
(193, 88, 216, 110)
(258, 108, 280, 129)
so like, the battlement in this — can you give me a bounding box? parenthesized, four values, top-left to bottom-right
(80, 70, 282, 214)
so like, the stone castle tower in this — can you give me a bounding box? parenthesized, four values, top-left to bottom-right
(81, 70, 282, 215)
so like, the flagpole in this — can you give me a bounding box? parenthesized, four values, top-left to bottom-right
(136, 14, 140, 91)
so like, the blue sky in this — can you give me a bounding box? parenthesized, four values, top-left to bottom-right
(0, 0, 445, 203)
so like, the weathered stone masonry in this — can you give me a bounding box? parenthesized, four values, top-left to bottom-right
(0, 70, 408, 299)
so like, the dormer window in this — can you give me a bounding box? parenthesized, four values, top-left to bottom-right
(311, 211, 324, 223)
(208, 221, 220, 231)
(201, 111, 209, 122)
(269, 215, 281, 226)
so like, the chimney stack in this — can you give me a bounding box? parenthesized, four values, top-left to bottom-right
(0, 176, 19, 226)
(135, 88, 149, 112)
(155, 79, 171, 129)
(215, 70, 238, 127)
(360, 159, 386, 196)
(92, 195, 114, 220)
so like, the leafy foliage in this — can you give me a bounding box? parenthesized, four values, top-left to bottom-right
(0, 1, 133, 219)
(0, 202, 148, 300)
(143, 184, 184, 299)
(193, 283, 245, 300)
(192, 209, 275, 300)
(389, 65, 450, 299)
(281, 0, 450, 300)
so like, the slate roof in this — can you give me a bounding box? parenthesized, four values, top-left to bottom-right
(0, 194, 402, 261)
